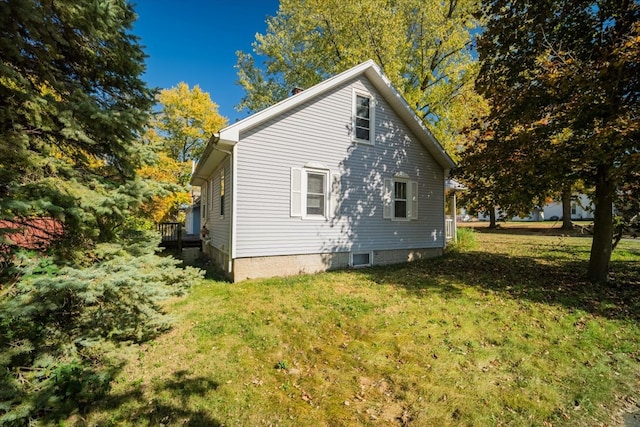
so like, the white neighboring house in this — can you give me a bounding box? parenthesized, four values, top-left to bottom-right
(191, 60, 456, 282)
(477, 194, 594, 222)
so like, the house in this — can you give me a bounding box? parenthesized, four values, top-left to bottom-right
(0, 218, 64, 251)
(477, 194, 594, 222)
(191, 60, 456, 282)
(184, 197, 201, 235)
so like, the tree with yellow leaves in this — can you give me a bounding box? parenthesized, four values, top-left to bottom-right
(154, 82, 227, 167)
(138, 83, 227, 223)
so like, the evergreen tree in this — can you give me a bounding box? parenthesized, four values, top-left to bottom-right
(0, 0, 154, 251)
(0, 1, 204, 423)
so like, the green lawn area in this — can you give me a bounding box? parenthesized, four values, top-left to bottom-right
(81, 225, 639, 426)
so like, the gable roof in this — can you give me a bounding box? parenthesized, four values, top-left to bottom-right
(192, 60, 455, 185)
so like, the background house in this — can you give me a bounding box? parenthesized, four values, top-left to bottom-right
(476, 194, 594, 222)
(191, 60, 455, 281)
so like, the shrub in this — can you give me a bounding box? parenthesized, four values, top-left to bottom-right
(0, 232, 204, 425)
(446, 227, 478, 253)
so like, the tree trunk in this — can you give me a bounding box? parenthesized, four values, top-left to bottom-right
(561, 183, 573, 230)
(587, 169, 614, 283)
(489, 206, 497, 229)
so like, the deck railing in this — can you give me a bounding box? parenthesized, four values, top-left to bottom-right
(157, 222, 182, 251)
(445, 217, 455, 242)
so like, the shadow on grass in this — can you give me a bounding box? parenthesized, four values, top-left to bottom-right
(79, 370, 222, 426)
(362, 251, 640, 322)
(468, 223, 595, 238)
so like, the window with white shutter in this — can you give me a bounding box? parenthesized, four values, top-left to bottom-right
(290, 165, 340, 219)
(383, 174, 418, 221)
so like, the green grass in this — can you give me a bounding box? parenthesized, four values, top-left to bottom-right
(79, 227, 640, 427)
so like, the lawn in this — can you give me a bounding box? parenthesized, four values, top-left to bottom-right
(79, 224, 640, 426)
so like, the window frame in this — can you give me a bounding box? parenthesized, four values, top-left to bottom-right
(383, 174, 418, 221)
(219, 168, 225, 218)
(291, 164, 340, 220)
(352, 89, 374, 145)
(350, 251, 373, 268)
(394, 180, 408, 219)
(201, 183, 207, 217)
(303, 168, 330, 219)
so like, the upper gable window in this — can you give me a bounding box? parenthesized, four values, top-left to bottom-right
(353, 91, 374, 144)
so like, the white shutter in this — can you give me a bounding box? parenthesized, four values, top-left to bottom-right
(330, 172, 341, 217)
(410, 181, 418, 220)
(383, 178, 393, 219)
(290, 167, 302, 217)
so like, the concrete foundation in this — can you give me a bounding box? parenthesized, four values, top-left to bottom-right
(211, 247, 443, 282)
(203, 242, 231, 275)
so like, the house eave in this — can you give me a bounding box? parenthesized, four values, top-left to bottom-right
(191, 137, 235, 186)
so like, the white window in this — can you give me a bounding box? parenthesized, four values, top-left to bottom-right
(210, 176, 215, 216)
(291, 164, 341, 219)
(394, 181, 407, 218)
(353, 90, 374, 144)
(306, 172, 325, 216)
(202, 183, 206, 217)
(219, 169, 225, 217)
(383, 175, 418, 220)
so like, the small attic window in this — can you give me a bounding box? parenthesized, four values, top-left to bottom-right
(353, 90, 374, 144)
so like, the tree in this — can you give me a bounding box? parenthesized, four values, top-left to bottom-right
(152, 82, 227, 167)
(0, 1, 203, 423)
(235, 0, 487, 155)
(458, 0, 640, 282)
(139, 83, 227, 222)
(0, 0, 155, 249)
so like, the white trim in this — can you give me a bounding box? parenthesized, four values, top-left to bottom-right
(352, 88, 375, 145)
(330, 172, 341, 218)
(290, 167, 302, 217)
(305, 161, 328, 169)
(302, 167, 330, 220)
(230, 146, 237, 260)
(383, 178, 393, 219)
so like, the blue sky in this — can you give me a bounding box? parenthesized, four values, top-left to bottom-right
(132, 1, 280, 123)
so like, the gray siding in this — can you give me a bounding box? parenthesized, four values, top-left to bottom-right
(234, 76, 445, 259)
(204, 157, 231, 255)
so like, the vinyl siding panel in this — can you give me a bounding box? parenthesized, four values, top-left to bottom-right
(234, 76, 445, 258)
(203, 157, 231, 254)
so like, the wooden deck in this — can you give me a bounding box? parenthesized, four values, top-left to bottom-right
(157, 222, 202, 251)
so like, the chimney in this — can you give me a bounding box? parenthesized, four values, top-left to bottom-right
(291, 87, 304, 96)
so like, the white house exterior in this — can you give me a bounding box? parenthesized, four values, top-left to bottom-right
(477, 194, 594, 222)
(191, 61, 456, 282)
